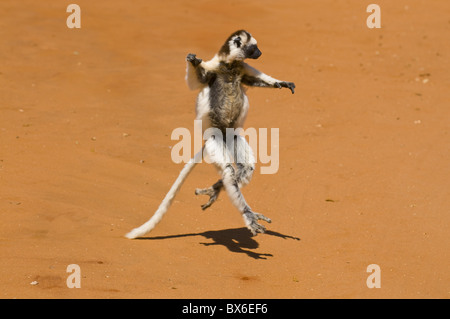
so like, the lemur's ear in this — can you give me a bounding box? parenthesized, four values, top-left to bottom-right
(233, 36, 242, 48)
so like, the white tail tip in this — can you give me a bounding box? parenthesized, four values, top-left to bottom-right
(124, 217, 159, 239)
(124, 229, 141, 239)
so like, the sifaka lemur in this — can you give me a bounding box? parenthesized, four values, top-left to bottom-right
(126, 30, 295, 239)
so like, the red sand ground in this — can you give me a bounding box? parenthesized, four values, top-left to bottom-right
(0, 0, 449, 298)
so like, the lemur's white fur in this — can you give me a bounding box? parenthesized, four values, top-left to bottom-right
(126, 30, 294, 239)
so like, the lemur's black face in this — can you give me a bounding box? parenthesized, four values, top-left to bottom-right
(245, 44, 262, 59)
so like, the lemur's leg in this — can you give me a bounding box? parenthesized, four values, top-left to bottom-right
(195, 135, 255, 210)
(233, 134, 255, 188)
(241, 63, 296, 94)
(204, 135, 270, 235)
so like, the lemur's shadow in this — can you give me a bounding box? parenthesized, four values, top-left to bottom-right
(137, 227, 300, 260)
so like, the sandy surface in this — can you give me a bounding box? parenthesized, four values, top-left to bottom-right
(0, 0, 449, 299)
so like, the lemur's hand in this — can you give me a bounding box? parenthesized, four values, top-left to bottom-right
(275, 81, 296, 94)
(186, 53, 202, 67)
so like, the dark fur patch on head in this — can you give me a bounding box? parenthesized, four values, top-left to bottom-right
(219, 30, 252, 56)
(234, 36, 242, 48)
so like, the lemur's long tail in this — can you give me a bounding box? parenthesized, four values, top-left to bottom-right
(125, 149, 203, 239)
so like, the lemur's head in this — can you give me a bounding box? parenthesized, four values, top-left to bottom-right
(218, 30, 262, 62)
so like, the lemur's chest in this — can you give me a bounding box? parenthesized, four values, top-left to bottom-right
(208, 64, 246, 128)
(209, 62, 246, 105)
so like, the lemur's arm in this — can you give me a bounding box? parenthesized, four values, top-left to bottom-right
(241, 63, 295, 94)
(185, 53, 215, 90)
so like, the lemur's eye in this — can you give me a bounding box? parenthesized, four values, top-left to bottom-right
(233, 37, 241, 48)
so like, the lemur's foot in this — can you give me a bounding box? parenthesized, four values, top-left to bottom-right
(195, 187, 219, 210)
(195, 180, 223, 210)
(275, 81, 296, 94)
(186, 53, 202, 67)
(243, 209, 272, 236)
